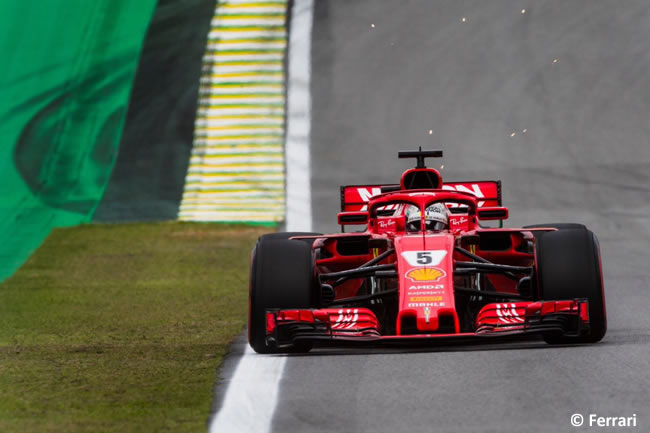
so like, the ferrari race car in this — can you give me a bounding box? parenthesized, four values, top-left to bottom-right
(249, 149, 606, 353)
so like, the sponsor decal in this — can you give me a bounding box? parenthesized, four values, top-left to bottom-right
(332, 308, 359, 329)
(424, 307, 431, 324)
(405, 267, 445, 282)
(355, 188, 400, 211)
(408, 291, 445, 296)
(357, 187, 381, 202)
(348, 182, 497, 211)
(408, 302, 445, 307)
(401, 250, 447, 267)
(378, 219, 396, 229)
(442, 183, 486, 207)
(450, 216, 469, 228)
(408, 284, 444, 291)
(495, 303, 524, 324)
(409, 296, 443, 302)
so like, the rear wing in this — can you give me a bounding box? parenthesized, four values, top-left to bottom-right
(340, 180, 502, 211)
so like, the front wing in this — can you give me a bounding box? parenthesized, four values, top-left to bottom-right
(265, 300, 590, 348)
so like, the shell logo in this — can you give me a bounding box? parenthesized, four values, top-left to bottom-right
(405, 267, 445, 282)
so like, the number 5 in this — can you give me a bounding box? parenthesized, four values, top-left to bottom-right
(416, 251, 432, 264)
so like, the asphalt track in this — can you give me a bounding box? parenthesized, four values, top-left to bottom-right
(269, 1, 650, 432)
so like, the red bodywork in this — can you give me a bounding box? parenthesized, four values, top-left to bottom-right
(264, 167, 590, 349)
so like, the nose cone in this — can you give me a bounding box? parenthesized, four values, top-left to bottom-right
(395, 233, 459, 334)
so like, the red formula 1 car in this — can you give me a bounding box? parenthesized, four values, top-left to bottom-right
(248, 149, 606, 353)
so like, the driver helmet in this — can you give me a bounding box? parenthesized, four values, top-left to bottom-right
(405, 203, 449, 232)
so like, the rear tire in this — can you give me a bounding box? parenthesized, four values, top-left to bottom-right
(536, 227, 606, 344)
(524, 223, 586, 241)
(249, 235, 316, 353)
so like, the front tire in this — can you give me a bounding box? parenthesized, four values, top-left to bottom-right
(249, 235, 316, 353)
(257, 232, 322, 243)
(536, 227, 606, 344)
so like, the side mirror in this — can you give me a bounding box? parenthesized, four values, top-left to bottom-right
(477, 206, 509, 220)
(337, 211, 369, 225)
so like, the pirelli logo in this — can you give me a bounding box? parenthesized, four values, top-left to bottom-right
(409, 296, 443, 302)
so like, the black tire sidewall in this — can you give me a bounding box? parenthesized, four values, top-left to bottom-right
(249, 236, 315, 353)
(536, 227, 606, 343)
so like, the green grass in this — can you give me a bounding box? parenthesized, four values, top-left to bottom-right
(0, 222, 271, 433)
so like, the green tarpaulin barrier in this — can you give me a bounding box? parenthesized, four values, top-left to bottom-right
(0, 1, 157, 281)
(94, 0, 216, 222)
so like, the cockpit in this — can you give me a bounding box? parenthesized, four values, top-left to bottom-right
(369, 197, 468, 234)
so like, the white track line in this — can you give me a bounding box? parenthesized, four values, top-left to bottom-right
(209, 346, 286, 433)
(285, 0, 315, 231)
(209, 2, 315, 432)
